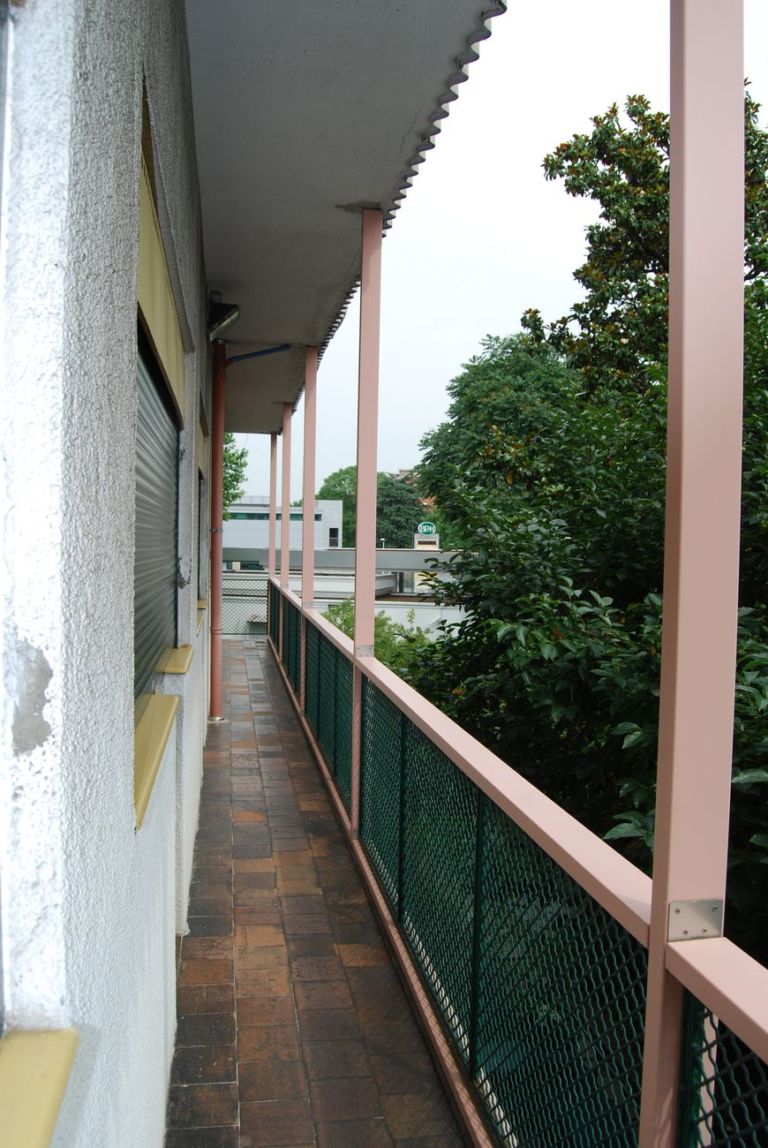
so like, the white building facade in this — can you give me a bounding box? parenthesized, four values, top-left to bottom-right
(224, 496, 343, 551)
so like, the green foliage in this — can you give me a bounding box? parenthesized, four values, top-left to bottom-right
(534, 92, 768, 395)
(323, 600, 430, 682)
(317, 465, 357, 545)
(222, 432, 248, 518)
(317, 466, 426, 548)
(415, 91, 768, 961)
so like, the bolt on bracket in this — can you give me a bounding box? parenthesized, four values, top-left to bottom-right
(668, 900, 724, 942)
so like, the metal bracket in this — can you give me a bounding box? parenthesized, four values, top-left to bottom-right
(668, 900, 724, 942)
(355, 644, 374, 658)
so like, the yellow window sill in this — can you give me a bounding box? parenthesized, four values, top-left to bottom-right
(155, 645, 194, 674)
(197, 598, 208, 609)
(0, 1029, 78, 1148)
(196, 609, 206, 635)
(134, 694, 179, 827)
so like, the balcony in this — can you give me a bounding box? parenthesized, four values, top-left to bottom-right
(166, 598, 768, 1146)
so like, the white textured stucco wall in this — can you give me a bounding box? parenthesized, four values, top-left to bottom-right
(0, 1, 208, 1145)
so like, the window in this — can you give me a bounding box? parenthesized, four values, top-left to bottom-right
(329, 527, 339, 548)
(134, 332, 179, 698)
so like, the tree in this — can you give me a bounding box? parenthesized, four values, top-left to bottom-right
(222, 432, 248, 518)
(316, 466, 426, 548)
(414, 93, 768, 961)
(317, 465, 358, 544)
(527, 92, 768, 395)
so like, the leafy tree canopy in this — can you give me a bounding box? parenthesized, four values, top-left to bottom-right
(414, 91, 768, 960)
(317, 466, 425, 548)
(223, 432, 248, 518)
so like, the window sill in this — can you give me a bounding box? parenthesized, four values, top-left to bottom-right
(197, 598, 208, 609)
(0, 1029, 78, 1148)
(155, 645, 194, 674)
(134, 694, 179, 828)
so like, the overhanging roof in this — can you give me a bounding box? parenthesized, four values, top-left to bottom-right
(185, 0, 505, 434)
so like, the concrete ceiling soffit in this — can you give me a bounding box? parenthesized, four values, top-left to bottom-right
(186, 1, 507, 433)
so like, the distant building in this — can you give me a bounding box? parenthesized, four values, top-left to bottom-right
(224, 495, 343, 551)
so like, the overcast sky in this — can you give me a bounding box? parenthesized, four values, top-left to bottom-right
(237, 0, 768, 499)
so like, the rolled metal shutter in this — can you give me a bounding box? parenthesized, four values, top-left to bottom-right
(135, 352, 179, 697)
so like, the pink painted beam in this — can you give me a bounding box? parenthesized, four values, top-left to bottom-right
(268, 432, 277, 578)
(640, 3, 745, 1144)
(208, 340, 226, 720)
(301, 348, 318, 607)
(353, 209, 383, 655)
(280, 402, 292, 591)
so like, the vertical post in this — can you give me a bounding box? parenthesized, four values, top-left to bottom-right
(353, 209, 383, 657)
(301, 348, 318, 608)
(301, 349, 318, 710)
(209, 340, 226, 720)
(351, 209, 383, 833)
(639, 4, 744, 1144)
(268, 432, 277, 578)
(280, 402, 292, 591)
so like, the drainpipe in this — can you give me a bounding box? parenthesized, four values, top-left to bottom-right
(209, 339, 226, 721)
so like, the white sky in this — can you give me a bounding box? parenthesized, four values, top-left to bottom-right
(238, 0, 768, 499)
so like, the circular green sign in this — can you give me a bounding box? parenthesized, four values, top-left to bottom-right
(417, 521, 437, 536)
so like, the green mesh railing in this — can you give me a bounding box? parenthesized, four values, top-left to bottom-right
(360, 675, 648, 1146)
(268, 581, 280, 645)
(282, 596, 301, 695)
(303, 618, 352, 812)
(678, 993, 768, 1146)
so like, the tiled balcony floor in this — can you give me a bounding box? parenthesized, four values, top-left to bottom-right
(165, 638, 465, 1148)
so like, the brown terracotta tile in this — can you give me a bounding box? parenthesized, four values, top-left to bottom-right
(316, 1119, 393, 1147)
(239, 1099, 315, 1147)
(236, 965, 291, 997)
(171, 1043, 236, 1084)
(294, 980, 353, 1011)
(238, 1024, 300, 1062)
(235, 944, 287, 970)
(185, 913, 231, 932)
(236, 995, 295, 1027)
(177, 1013, 236, 1047)
(280, 894, 326, 915)
(290, 955, 345, 982)
(234, 857, 275, 873)
(166, 1082, 237, 1128)
(164, 1128, 238, 1148)
(179, 959, 234, 986)
(235, 924, 285, 948)
(303, 1039, 371, 1080)
(284, 914, 333, 937)
(337, 943, 389, 967)
(286, 936, 338, 958)
(296, 1008, 362, 1042)
(239, 1058, 308, 1102)
(181, 936, 233, 960)
(369, 1051, 441, 1096)
(310, 1076, 382, 1122)
(177, 984, 234, 1016)
(380, 1093, 459, 1140)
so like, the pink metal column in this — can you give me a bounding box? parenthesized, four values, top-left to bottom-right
(280, 402, 292, 591)
(351, 209, 383, 832)
(639, 3, 744, 1143)
(301, 348, 318, 709)
(209, 340, 226, 720)
(301, 349, 318, 608)
(353, 209, 383, 656)
(268, 432, 277, 578)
